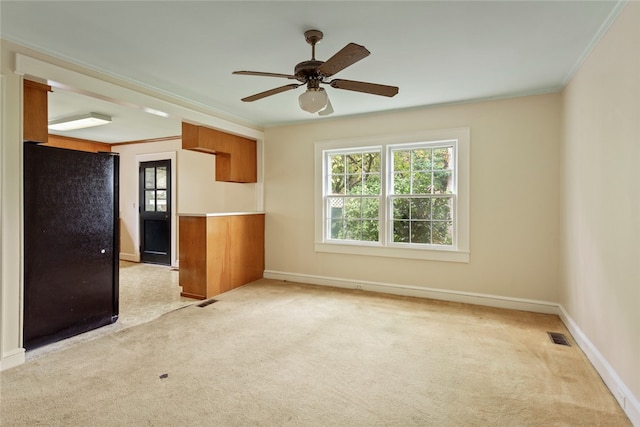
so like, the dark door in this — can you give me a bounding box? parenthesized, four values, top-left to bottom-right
(139, 160, 171, 265)
(23, 143, 119, 350)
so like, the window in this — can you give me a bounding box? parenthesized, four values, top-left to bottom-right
(389, 144, 454, 246)
(141, 162, 169, 212)
(326, 149, 381, 242)
(315, 128, 469, 262)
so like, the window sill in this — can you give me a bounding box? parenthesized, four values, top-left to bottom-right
(314, 242, 469, 263)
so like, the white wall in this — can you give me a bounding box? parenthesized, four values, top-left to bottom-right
(1, 40, 26, 370)
(561, 1, 640, 417)
(113, 139, 259, 264)
(264, 93, 562, 303)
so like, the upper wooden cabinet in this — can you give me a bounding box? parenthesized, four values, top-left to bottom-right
(23, 80, 52, 143)
(182, 122, 257, 183)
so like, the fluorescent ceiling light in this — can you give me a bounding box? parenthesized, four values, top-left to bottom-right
(143, 107, 170, 118)
(48, 112, 112, 131)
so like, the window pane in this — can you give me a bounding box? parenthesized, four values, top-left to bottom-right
(393, 198, 410, 220)
(330, 175, 345, 195)
(344, 198, 361, 219)
(411, 198, 431, 220)
(433, 171, 453, 194)
(328, 198, 344, 219)
(393, 150, 410, 171)
(361, 219, 379, 241)
(433, 147, 453, 170)
(393, 220, 410, 243)
(156, 190, 167, 212)
(145, 168, 155, 189)
(346, 175, 362, 194)
(412, 149, 432, 171)
(412, 172, 432, 194)
(345, 220, 361, 240)
(156, 167, 167, 189)
(144, 190, 155, 211)
(361, 198, 379, 219)
(363, 152, 380, 173)
(393, 172, 410, 194)
(330, 219, 344, 239)
(432, 221, 453, 245)
(330, 154, 345, 174)
(363, 174, 380, 195)
(432, 198, 452, 220)
(347, 153, 362, 174)
(411, 221, 431, 244)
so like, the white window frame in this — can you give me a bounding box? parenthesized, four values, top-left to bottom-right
(314, 128, 470, 263)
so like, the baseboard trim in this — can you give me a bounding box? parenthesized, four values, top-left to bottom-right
(0, 347, 25, 371)
(263, 270, 560, 314)
(558, 306, 640, 426)
(119, 252, 140, 262)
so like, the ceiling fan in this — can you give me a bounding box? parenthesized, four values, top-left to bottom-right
(233, 30, 399, 116)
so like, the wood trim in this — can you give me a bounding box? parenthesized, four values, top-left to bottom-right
(23, 80, 52, 143)
(110, 135, 181, 146)
(23, 80, 52, 92)
(45, 135, 182, 152)
(47, 134, 112, 153)
(179, 292, 206, 300)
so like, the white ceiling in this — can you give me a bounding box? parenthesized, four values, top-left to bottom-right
(0, 1, 622, 143)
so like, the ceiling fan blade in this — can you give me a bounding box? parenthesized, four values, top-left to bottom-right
(318, 95, 334, 116)
(241, 83, 301, 102)
(233, 71, 297, 80)
(329, 79, 399, 97)
(316, 43, 370, 77)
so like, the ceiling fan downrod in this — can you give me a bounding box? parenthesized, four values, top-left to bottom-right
(304, 29, 323, 60)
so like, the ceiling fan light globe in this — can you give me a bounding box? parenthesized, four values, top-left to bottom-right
(299, 88, 328, 113)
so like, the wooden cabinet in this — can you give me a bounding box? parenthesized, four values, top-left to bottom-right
(182, 122, 257, 183)
(23, 80, 52, 143)
(179, 213, 264, 299)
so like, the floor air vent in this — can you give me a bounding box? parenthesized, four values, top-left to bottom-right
(548, 332, 570, 346)
(197, 299, 218, 308)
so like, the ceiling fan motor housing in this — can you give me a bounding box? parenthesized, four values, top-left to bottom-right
(294, 60, 324, 85)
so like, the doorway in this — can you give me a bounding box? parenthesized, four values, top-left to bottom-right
(139, 160, 172, 265)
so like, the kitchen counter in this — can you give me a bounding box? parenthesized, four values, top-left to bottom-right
(178, 212, 265, 217)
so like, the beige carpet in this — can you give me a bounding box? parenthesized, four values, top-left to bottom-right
(0, 279, 630, 426)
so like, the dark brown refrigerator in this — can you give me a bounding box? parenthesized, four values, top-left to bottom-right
(23, 142, 119, 350)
